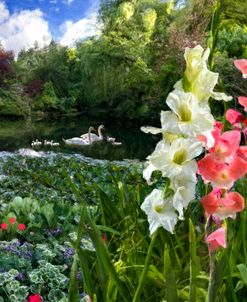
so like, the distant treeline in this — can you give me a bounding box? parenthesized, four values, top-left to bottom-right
(0, 0, 247, 124)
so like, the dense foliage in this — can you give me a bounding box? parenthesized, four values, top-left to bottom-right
(0, 152, 246, 301)
(0, 0, 246, 123)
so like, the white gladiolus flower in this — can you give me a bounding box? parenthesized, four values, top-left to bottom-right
(147, 138, 202, 180)
(140, 189, 178, 234)
(184, 45, 209, 83)
(175, 45, 232, 103)
(175, 74, 232, 103)
(170, 176, 197, 219)
(164, 90, 214, 136)
(143, 162, 156, 184)
(141, 111, 181, 136)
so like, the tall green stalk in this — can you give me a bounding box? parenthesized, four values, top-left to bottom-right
(133, 230, 158, 302)
(206, 250, 216, 302)
(189, 219, 197, 302)
(205, 217, 216, 302)
(205, 2, 222, 301)
(208, 0, 221, 71)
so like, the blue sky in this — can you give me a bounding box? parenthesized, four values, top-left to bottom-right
(0, 0, 100, 53)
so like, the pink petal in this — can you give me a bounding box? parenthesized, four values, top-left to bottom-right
(197, 154, 226, 183)
(206, 227, 227, 251)
(212, 121, 223, 141)
(237, 146, 247, 161)
(226, 109, 244, 125)
(215, 192, 245, 219)
(234, 59, 247, 78)
(197, 134, 207, 146)
(228, 153, 247, 182)
(225, 192, 245, 212)
(201, 191, 218, 216)
(238, 96, 247, 111)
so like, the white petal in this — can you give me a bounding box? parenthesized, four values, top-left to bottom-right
(160, 111, 181, 134)
(179, 111, 214, 136)
(141, 126, 163, 135)
(166, 90, 194, 118)
(210, 91, 232, 102)
(171, 181, 196, 219)
(201, 130, 215, 148)
(140, 189, 178, 234)
(143, 163, 156, 183)
(169, 138, 202, 162)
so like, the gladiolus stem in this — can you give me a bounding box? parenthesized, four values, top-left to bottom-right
(205, 217, 216, 302)
(206, 250, 216, 302)
(133, 230, 158, 302)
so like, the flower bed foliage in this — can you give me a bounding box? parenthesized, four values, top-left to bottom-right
(0, 155, 146, 301)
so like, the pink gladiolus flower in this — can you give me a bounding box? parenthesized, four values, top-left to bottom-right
(238, 96, 247, 111)
(216, 192, 245, 219)
(226, 109, 243, 126)
(213, 121, 224, 136)
(209, 130, 241, 162)
(198, 153, 247, 188)
(197, 121, 222, 149)
(28, 294, 41, 302)
(237, 146, 247, 161)
(234, 59, 247, 78)
(201, 190, 244, 219)
(206, 227, 227, 251)
(201, 190, 218, 216)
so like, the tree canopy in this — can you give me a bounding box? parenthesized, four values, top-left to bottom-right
(0, 0, 246, 122)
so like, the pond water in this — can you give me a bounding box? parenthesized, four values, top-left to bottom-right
(0, 116, 158, 161)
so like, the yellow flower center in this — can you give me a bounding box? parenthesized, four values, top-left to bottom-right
(153, 203, 164, 213)
(179, 104, 192, 122)
(220, 172, 228, 180)
(173, 149, 187, 165)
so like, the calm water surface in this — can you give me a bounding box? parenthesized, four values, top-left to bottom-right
(0, 116, 158, 161)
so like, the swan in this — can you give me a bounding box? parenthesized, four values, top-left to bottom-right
(31, 139, 42, 147)
(63, 127, 95, 146)
(44, 140, 60, 146)
(81, 125, 105, 142)
(111, 141, 122, 146)
(107, 136, 116, 143)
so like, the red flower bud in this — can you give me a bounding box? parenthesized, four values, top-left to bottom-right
(17, 223, 26, 231)
(0, 223, 8, 230)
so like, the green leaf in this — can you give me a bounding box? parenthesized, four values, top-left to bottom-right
(237, 263, 247, 285)
(189, 219, 197, 302)
(164, 246, 178, 302)
(68, 254, 79, 302)
(40, 203, 54, 227)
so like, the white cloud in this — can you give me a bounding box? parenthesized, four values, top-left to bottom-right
(0, 1, 9, 22)
(0, 1, 52, 54)
(59, 2, 101, 46)
(66, 0, 74, 4)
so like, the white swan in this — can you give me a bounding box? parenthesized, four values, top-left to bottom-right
(106, 136, 116, 143)
(63, 127, 95, 146)
(31, 139, 42, 147)
(111, 141, 122, 146)
(106, 136, 121, 146)
(81, 125, 105, 142)
(44, 140, 60, 146)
